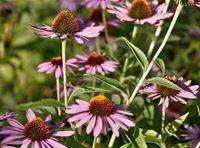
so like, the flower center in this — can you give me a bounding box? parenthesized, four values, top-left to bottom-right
(51, 10, 79, 34)
(89, 95, 113, 116)
(24, 117, 49, 141)
(51, 56, 62, 65)
(87, 52, 104, 66)
(157, 76, 180, 96)
(128, 0, 152, 19)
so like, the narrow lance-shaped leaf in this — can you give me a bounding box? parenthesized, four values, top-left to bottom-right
(142, 129, 162, 146)
(165, 112, 189, 139)
(84, 74, 127, 94)
(131, 128, 148, 148)
(119, 37, 149, 70)
(155, 58, 165, 74)
(120, 143, 134, 148)
(147, 77, 182, 91)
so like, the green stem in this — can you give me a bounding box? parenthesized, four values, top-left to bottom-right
(96, 36, 101, 54)
(132, 26, 138, 40)
(102, 10, 114, 57)
(161, 101, 166, 136)
(92, 77, 96, 97)
(161, 102, 166, 148)
(129, 4, 183, 104)
(147, 0, 171, 57)
(120, 53, 130, 83)
(108, 134, 116, 148)
(92, 137, 98, 148)
(62, 40, 68, 107)
(56, 78, 61, 115)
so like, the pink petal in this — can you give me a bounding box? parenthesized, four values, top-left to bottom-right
(68, 112, 90, 122)
(93, 117, 103, 137)
(53, 131, 75, 137)
(106, 117, 119, 137)
(86, 116, 96, 134)
(21, 139, 31, 148)
(75, 114, 92, 128)
(26, 109, 36, 122)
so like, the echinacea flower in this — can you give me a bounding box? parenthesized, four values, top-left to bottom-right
(60, 0, 81, 12)
(0, 112, 15, 122)
(108, 0, 173, 25)
(140, 76, 199, 108)
(31, 10, 104, 44)
(70, 51, 118, 74)
(82, 0, 122, 9)
(67, 95, 135, 137)
(182, 124, 200, 148)
(0, 109, 75, 148)
(38, 56, 77, 78)
(0, 2, 14, 12)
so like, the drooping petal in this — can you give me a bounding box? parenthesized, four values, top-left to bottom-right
(86, 116, 96, 134)
(52, 131, 75, 137)
(93, 117, 103, 137)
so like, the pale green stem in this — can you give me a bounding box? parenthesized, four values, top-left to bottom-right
(56, 78, 61, 115)
(62, 40, 68, 107)
(102, 10, 114, 57)
(161, 101, 166, 146)
(96, 36, 101, 54)
(92, 77, 96, 97)
(129, 4, 183, 104)
(132, 26, 138, 40)
(92, 137, 98, 148)
(147, 0, 171, 57)
(108, 134, 116, 148)
(120, 53, 130, 83)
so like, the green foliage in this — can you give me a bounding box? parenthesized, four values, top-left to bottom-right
(165, 112, 189, 139)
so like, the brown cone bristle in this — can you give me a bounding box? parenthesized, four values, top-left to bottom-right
(89, 95, 113, 116)
(51, 10, 79, 34)
(24, 117, 49, 141)
(128, 0, 152, 19)
(87, 52, 104, 66)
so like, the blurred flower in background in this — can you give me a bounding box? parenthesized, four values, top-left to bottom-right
(31, 10, 104, 44)
(67, 95, 135, 137)
(0, 109, 75, 147)
(0, 1, 14, 12)
(59, 0, 81, 12)
(70, 51, 118, 74)
(182, 124, 200, 148)
(140, 76, 199, 108)
(37, 56, 77, 78)
(82, 0, 122, 9)
(108, 0, 173, 25)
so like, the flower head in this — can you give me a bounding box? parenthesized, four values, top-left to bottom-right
(108, 0, 173, 25)
(37, 56, 77, 78)
(82, 0, 122, 10)
(67, 95, 135, 137)
(140, 76, 199, 108)
(182, 124, 200, 148)
(70, 51, 118, 74)
(31, 10, 104, 44)
(0, 109, 75, 148)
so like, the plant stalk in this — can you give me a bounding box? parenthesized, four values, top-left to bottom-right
(56, 78, 61, 115)
(129, 4, 183, 104)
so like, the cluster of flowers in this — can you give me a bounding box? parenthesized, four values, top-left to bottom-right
(1, 0, 200, 147)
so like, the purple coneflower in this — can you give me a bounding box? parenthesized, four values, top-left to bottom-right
(67, 95, 135, 137)
(82, 0, 121, 10)
(0, 109, 75, 148)
(140, 76, 199, 108)
(31, 10, 104, 44)
(0, 112, 15, 122)
(38, 56, 77, 78)
(108, 0, 173, 25)
(60, 0, 81, 12)
(70, 51, 118, 74)
(182, 124, 200, 148)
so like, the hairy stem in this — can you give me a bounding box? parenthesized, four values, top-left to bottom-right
(129, 4, 183, 104)
(62, 40, 68, 107)
(56, 78, 61, 115)
(147, 0, 171, 57)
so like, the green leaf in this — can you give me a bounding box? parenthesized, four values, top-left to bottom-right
(17, 98, 64, 109)
(155, 58, 165, 74)
(69, 86, 110, 100)
(119, 37, 149, 70)
(142, 129, 162, 146)
(147, 77, 182, 91)
(132, 128, 147, 148)
(165, 112, 189, 138)
(120, 143, 134, 148)
(85, 74, 127, 94)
